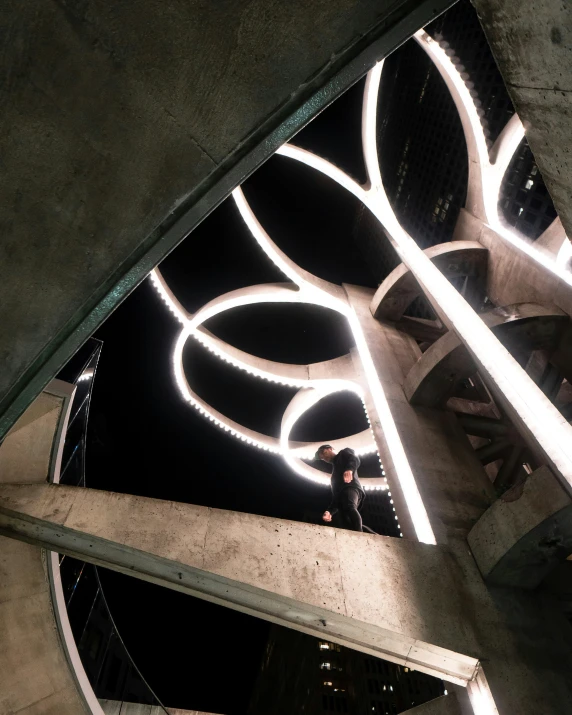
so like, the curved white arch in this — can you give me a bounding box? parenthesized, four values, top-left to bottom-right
(414, 30, 572, 289)
(173, 329, 376, 461)
(279, 50, 572, 541)
(147, 272, 379, 479)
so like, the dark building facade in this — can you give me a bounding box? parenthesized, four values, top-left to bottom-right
(354, 0, 557, 289)
(248, 626, 444, 715)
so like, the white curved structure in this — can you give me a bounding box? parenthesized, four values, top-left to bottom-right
(150, 29, 572, 551)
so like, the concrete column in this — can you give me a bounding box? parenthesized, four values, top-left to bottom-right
(468, 465, 572, 588)
(471, 0, 572, 240)
(0, 382, 96, 715)
(345, 284, 496, 545)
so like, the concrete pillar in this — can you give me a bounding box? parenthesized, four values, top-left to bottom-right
(0, 382, 97, 715)
(468, 465, 572, 588)
(471, 0, 572, 240)
(345, 284, 496, 545)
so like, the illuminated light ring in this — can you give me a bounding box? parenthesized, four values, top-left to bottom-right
(231, 189, 388, 490)
(281, 387, 387, 489)
(175, 330, 377, 461)
(149, 269, 189, 325)
(149, 270, 378, 473)
(276, 159, 435, 543)
(151, 266, 358, 389)
(414, 30, 572, 289)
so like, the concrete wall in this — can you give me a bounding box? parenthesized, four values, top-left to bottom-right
(0, 538, 88, 714)
(468, 465, 572, 588)
(0, 384, 91, 715)
(1, 483, 572, 713)
(472, 0, 572, 241)
(0, 0, 454, 440)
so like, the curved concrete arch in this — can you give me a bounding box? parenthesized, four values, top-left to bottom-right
(0, 382, 104, 715)
(370, 241, 489, 321)
(413, 31, 490, 222)
(172, 327, 376, 467)
(2, 0, 460, 438)
(232, 188, 349, 309)
(404, 304, 569, 407)
(195, 328, 358, 387)
(414, 29, 572, 293)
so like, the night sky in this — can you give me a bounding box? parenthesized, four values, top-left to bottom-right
(86, 74, 387, 714)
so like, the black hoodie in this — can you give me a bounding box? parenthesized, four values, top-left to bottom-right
(326, 448, 364, 514)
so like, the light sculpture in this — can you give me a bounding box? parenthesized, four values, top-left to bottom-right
(150, 29, 572, 550)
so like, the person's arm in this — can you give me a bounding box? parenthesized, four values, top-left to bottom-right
(323, 490, 339, 522)
(339, 448, 360, 483)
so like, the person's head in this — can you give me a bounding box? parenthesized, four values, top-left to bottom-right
(315, 444, 336, 464)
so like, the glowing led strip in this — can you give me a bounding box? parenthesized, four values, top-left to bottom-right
(149, 272, 379, 481)
(281, 386, 386, 489)
(277, 50, 572, 532)
(414, 30, 572, 287)
(274, 144, 434, 543)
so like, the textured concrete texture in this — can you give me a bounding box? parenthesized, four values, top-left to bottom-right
(399, 693, 462, 714)
(2, 484, 572, 713)
(346, 284, 496, 544)
(472, 0, 572, 240)
(468, 465, 572, 588)
(0, 538, 89, 715)
(0, 0, 454, 440)
(370, 241, 488, 320)
(0, 387, 89, 715)
(403, 303, 569, 407)
(453, 209, 572, 319)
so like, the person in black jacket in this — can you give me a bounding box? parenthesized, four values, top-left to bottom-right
(315, 444, 376, 533)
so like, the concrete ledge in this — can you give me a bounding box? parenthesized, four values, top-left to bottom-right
(0, 483, 481, 685)
(399, 693, 462, 714)
(468, 465, 572, 588)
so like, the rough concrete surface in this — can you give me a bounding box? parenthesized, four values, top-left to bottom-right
(472, 0, 572, 241)
(468, 465, 572, 588)
(2, 484, 572, 713)
(99, 702, 220, 715)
